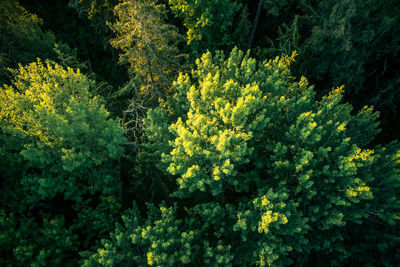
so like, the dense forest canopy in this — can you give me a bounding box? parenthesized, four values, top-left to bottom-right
(1, 0, 399, 266)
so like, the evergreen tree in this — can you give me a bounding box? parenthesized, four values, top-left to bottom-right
(0, 60, 126, 264)
(0, 210, 78, 266)
(1, 1, 400, 265)
(168, 0, 242, 56)
(85, 48, 400, 266)
(110, 0, 186, 100)
(0, 0, 56, 84)
(20, 0, 128, 95)
(251, 0, 400, 141)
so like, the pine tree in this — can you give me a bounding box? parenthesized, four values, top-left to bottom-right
(0, 60, 126, 264)
(252, 0, 400, 140)
(85, 48, 400, 266)
(109, 0, 186, 100)
(168, 0, 241, 55)
(0, 0, 56, 84)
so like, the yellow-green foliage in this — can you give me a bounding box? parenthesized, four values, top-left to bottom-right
(86, 48, 400, 266)
(3, 1, 400, 266)
(0, 60, 126, 198)
(110, 0, 186, 98)
(0, 60, 127, 265)
(259, 0, 400, 140)
(0, 60, 126, 202)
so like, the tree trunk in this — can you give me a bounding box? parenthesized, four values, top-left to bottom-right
(248, 0, 265, 48)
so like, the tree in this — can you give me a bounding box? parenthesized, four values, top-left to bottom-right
(0, 59, 126, 202)
(0, 0, 56, 84)
(168, 0, 242, 55)
(0, 210, 78, 266)
(251, 0, 400, 141)
(0, 60, 127, 264)
(109, 0, 186, 100)
(20, 0, 128, 97)
(85, 48, 400, 266)
(68, 0, 117, 25)
(299, 0, 400, 141)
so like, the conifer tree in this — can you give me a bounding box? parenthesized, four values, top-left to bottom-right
(2, 1, 400, 265)
(85, 48, 400, 266)
(168, 0, 241, 55)
(0, 60, 126, 265)
(253, 0, 400, 140)
(110, 0, 186, 100)
(0, 0, 56, 84)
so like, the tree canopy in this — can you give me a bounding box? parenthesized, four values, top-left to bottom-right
(83, 48, 400, 266)
(0, 60, 126, 265)
(1, 0, 400, 266)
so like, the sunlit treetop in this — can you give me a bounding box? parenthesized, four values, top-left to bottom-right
(110, 0, 186, 99)
(0, 60, 126, 202)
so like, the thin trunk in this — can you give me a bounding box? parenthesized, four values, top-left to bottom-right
(146, 55, 155, 87)
(146, 54, 160, 98)
(248, 0, 265, 48)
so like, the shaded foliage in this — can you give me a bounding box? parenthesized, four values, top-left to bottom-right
(1, 1, 400, 266)
(0, 0, 56, 84)
(250, 0, 400, 141)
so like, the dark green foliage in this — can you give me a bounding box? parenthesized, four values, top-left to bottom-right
(1, 1, 400, 265)
(0, 0, 56, 84)
(168, 0, 246, 56)
(0, 210, 78, 266)
(53, 42, 89, 71)
(20, 0, 128, 92)
(68, 0, 117, 26)
(251, 0, 400, 140)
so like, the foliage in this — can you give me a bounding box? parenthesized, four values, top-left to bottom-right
(168, 0, 242, 55)
(2, 1, 400, 265)
(69, 0, 117, 25)
(255, 0, 400, 140)
(81, 203, 201, 266)
(85, 49, 400, 265)
(0, 59, 126, 201)
(53, 42, 89, 72)
(302, 0, 400, 141)
(110, 0, 186, 100)
(0, 210, 78, 266)
(0, 0, 56, 84)
(20, 0, 128, 95)
(0, 60, 126, 262)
